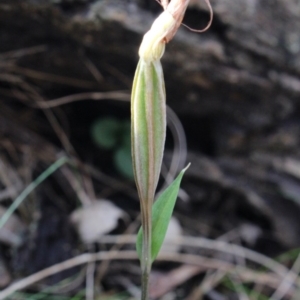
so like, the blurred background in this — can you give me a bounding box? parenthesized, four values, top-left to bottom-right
(1, 0, 300, 299)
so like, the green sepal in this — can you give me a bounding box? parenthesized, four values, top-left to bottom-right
(131, 59, 166, 204)
(136, 164, 190, 262)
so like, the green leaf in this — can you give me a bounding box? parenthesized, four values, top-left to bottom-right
(113, 145, 134, 180)
(136, 164, 190, 262)
(91, 117, 121, 150)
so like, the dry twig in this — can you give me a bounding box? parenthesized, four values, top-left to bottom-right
(0, 250, 289, 300)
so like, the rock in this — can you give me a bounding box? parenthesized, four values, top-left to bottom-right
(70, 200, 124, 244)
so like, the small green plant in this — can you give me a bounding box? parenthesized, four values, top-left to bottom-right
(91, 117, 134, 179)
(131, 0, 212, 299)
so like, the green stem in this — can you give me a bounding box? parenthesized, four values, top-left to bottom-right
(141, 201, 152, 300)
(141, 268, 150, 300)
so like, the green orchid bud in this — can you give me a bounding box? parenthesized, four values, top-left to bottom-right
(131, 59, 166, 207)
(130, 1, 212, 299)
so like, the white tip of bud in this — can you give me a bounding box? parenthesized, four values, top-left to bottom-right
(139, 11, 176, 62)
